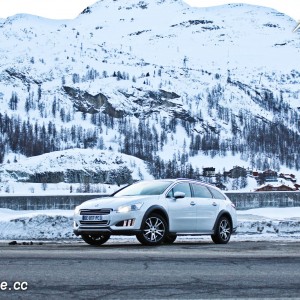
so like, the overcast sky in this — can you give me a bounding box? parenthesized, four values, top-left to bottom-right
(0, 0, 299, 21)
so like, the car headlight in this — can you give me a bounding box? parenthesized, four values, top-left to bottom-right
(117, 203, 143, 213)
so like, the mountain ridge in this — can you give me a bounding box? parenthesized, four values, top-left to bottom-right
(0, 0, 300, 190)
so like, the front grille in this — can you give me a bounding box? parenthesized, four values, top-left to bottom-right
(79, 209, 111, 228)
(80, 209, 112, 215)
(79, 220, 109, 226)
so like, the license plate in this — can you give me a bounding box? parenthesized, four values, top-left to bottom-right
(82, 215, 103, 221)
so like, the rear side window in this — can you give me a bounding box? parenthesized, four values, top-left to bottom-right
(192, 184, 212, 198)
(208, 187, 226, 200)
(167, 183, 191, 198)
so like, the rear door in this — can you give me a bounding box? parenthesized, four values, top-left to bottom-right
(191, 184, 219, 232)
(167, 182, 197, 232)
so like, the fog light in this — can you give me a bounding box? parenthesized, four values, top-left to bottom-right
(123, 219, 135, 227)
(116, 219, 136, 227)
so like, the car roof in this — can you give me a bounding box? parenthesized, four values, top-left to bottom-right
(155, 178, 216, 188)
(136, 178, 220, 190)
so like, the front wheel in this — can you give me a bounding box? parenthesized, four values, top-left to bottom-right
(211, 216, 232, 244)
(136, 213, 167, 246)
(81, 234, 110, 246)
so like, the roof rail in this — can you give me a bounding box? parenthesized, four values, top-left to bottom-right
(175, 178, 207, 184)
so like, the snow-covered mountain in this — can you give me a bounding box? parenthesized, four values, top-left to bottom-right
(0, 0, 300, 189)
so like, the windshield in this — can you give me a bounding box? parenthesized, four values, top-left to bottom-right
(114, 181, 172, 197)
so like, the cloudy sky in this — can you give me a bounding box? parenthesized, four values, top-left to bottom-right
(0, 0, 299, 21)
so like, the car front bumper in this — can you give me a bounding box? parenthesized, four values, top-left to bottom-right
(73, 209, 144, 236)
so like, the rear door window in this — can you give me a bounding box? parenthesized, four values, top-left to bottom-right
(208, 187, 226, 200)
(192, 184, 212, 198)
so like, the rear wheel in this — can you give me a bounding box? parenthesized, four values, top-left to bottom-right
(81, 234, 110, 246)
(211, 216, 232, 244)
(136, 213, 167, 246)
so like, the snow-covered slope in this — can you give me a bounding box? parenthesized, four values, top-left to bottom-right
(0, 149, 152, 183)
(0, 0, 300, 189)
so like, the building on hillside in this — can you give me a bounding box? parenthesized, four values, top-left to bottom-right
(294, 184, 300, 190)
(203, 167, 215, 177)
(279, 173, 297, 183)
(225, 166, 247, 178)
(246, 167, 253, 176)
(263, 169, 278, 182)
(255, 183, 295, 192)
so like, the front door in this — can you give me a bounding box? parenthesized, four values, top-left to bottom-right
(167, 183, 197, 232)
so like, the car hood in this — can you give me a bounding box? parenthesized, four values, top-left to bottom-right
(77, 195, 160, 210)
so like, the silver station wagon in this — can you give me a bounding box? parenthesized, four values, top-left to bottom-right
(73, 179, 237, 246)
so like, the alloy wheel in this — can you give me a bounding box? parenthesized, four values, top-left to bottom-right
(219, 219, 231, 242)
(136, 213, 167, 246)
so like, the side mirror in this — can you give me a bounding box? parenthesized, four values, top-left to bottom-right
(174, 191, 185, 199)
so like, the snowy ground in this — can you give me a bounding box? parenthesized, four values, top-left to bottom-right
(0, 207, 300, 242)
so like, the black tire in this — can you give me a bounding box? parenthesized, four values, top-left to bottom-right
(164, 234, 177, 244)
(211, 216, 232, 244)
(81, 234, 110, 246)
(136, 213, 167, 246)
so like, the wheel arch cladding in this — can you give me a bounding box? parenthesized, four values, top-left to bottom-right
(213, 210, 233, 231)
(142, 205, 169, 228)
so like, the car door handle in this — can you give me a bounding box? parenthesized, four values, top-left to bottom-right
(190, 201, 196, 206)
(212, 202, 217, 206)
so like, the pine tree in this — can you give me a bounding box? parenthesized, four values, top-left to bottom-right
(9, 92, 18, 110)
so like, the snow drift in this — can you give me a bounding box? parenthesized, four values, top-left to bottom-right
(1, 207, 300, 241)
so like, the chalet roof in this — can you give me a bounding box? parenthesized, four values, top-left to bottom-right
(229, 166, 247, 172)
(203, 167, 215, 171)
(255, 182, 295, 191)
(263, 169, 277, 174)
(279, 173, 296, 179)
